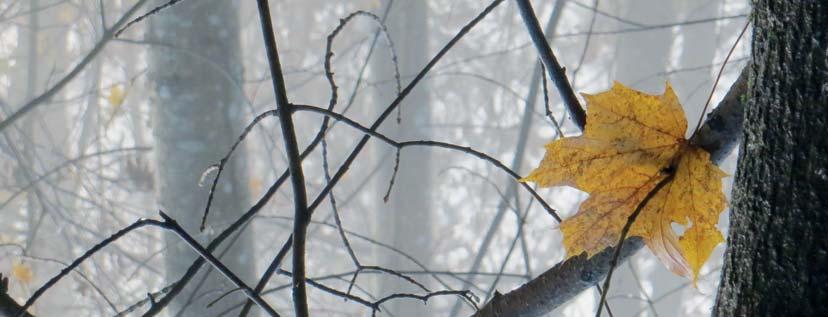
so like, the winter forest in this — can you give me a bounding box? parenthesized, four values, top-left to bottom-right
(1, 0, 826, 316)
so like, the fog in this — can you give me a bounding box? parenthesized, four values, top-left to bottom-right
(0, 0, 748, 316)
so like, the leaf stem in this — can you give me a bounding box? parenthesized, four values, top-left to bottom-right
(595, 171, 676, 317)
(691, 20, 750, 138)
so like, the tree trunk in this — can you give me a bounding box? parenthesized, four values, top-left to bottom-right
(147, 1, 254, 315)
(714, 1, 828, 315)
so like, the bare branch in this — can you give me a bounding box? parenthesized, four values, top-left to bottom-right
(515, 0, 587, 130)
(14, 213, 281, 317)
(0, 0, 150, 132)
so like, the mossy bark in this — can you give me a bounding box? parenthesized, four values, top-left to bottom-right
(714, 1, 828, 315)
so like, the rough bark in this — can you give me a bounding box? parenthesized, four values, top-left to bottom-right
(475, 239, 643, 317)
(714, 1, 828, 315)
(474, 68, 748, 317)
(147, 1, 254, 315)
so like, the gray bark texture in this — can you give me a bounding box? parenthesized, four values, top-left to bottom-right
(147, 1, 254, 315)
(714, 1, 828, 315)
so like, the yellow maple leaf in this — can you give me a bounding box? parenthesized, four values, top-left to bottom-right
(12, 261, 33, 284)
(523, 82, 726, 282)
(107, 85, 126, 108)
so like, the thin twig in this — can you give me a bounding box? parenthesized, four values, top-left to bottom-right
(0, 147, 150, 211)
(115, 0, 184, 37)
(16, 219, 160, 317)
(372, 290, 478, 314)
(540, 63, 565, 137)
(304, 0, 506, 226)
(240, 8, 399, 316)
(570, 0, 599, 84)
(447, 4, 568, 312)
(156, 212, 280, 317)
(16, 213, 282, 317)
(1, 244, 119, 314)
(382, 149, 401, 202)
(627, 261, 658, 316)
(595, 285, 615, 317)
(595, 172, 676, 317)
(147, 2, 503, 314)
(114, 285, 174, 317)
(0, 0, 150, 132)
(200, 110, 278, 231)
(555, 14, 746, 38)
(275, 270, 375, 308)
(690, 20, 750, 137)
(289, 104, 560, 221)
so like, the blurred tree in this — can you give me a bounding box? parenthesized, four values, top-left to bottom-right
(146, 0, 255, 315)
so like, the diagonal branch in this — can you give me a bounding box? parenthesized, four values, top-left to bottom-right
(0, 0, 150, 133)
(515, 0, 587, 130)
(11, 211, 281, 317)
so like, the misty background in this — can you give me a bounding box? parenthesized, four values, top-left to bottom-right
(0, 0, 748, 315)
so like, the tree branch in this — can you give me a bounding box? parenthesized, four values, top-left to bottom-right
(692, 69, 748, 162)
(142, 2, 503, 314)
(254, 1, 311, 316)
(0, 0, 149, 132)
(12, 212, 281, 317)
(473, 66, 749, 317)
(228, 2, 507, 315)
(515, 0, 587, 130)
(156, 212, 280, 317)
